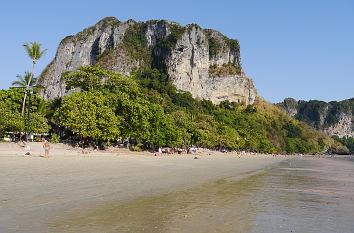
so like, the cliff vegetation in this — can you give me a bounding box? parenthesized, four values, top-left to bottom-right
(18, 17, 347, 153)
(277, 98, 354, 129)
(277, 98, 353, 152)
(2, 66, 345, 154)
(54, 66, 342, 153)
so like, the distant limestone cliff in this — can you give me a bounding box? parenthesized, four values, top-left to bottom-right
(38, 17, 257, 105)
(276, 98, 354, 138)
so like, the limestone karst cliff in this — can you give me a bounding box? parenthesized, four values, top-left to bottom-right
(38, 17, 257, 105)
(276, 98, 354, 138)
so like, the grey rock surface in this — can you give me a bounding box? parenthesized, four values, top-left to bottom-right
(39, 17, 257, 105)
(325, 113, 353, 138)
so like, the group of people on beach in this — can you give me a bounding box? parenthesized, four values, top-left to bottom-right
(39, 141, 284, 159)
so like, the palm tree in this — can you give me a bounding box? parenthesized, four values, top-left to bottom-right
(21, 42, 47, 115)
(12, 71, 38, 88)
(13, 72, 43, 94)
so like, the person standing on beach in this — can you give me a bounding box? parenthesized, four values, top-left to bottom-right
(43, 140, 50, 158)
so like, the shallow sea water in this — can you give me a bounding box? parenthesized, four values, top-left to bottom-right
(50, 157, 354, 233)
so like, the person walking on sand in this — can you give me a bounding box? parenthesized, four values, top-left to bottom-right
(43, 140, 50, 158)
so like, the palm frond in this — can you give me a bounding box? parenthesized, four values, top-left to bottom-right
(13, 74, 26, 87)
(23, 43, 34, 59)
(31, 76, 38, 84)
(16, 74, 26, 83)
(37, 100, 50, 115)
(39, 49, 48, 58)
(13, 71, 38, 87)
(22, 42, 47, 60)
(24, 72, 36, 86)
(12, 80, 26, 87)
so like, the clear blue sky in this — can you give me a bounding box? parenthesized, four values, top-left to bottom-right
(1, 0, 353, 103)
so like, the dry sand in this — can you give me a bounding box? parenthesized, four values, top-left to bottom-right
(0, 142, 286, 232)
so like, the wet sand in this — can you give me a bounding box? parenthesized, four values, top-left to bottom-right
(0, 142, 286, 232)
(51, 156, 354, 233)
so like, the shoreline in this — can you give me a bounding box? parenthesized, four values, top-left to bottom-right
(1, 142, 352, 232)
(1, 142, 351, 158)
(0, 142, 288, 232)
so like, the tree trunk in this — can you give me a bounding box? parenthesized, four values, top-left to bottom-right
(21, 90, 27, 116)
(21, 60, 36, 115)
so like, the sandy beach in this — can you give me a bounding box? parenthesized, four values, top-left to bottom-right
(0, 142, 286, 232)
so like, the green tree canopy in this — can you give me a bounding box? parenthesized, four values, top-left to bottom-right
(0, 103, 24, 136)
(0, 88, 46, 113)
(25, 112, 50, 134)
(53, 65, 337, 153)
(147, 104, 181, 147)
(62, 66, 152, 141)
(53, 91, 120, 141)
(0, 89, 50, 135)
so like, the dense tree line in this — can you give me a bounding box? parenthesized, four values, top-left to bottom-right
(1, 65, 346, 153)
(54, 66, 181, 148)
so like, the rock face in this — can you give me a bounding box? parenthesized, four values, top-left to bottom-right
(39, 18, 136, 99)
(167, 26, 255, 104)
(276, 98, 354, 138)
(277, 98, 298, 117)
(325, 113, 353, 138)
(39, 17, 257, 105)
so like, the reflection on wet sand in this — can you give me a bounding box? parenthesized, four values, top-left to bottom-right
(51, 169, 265, 233)
(253, 158, 354, 233)
(50, 158, 354, 233)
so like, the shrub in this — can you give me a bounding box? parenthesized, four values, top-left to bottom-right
(131, 142, 142, 151)
(51, 133, 59, 143)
